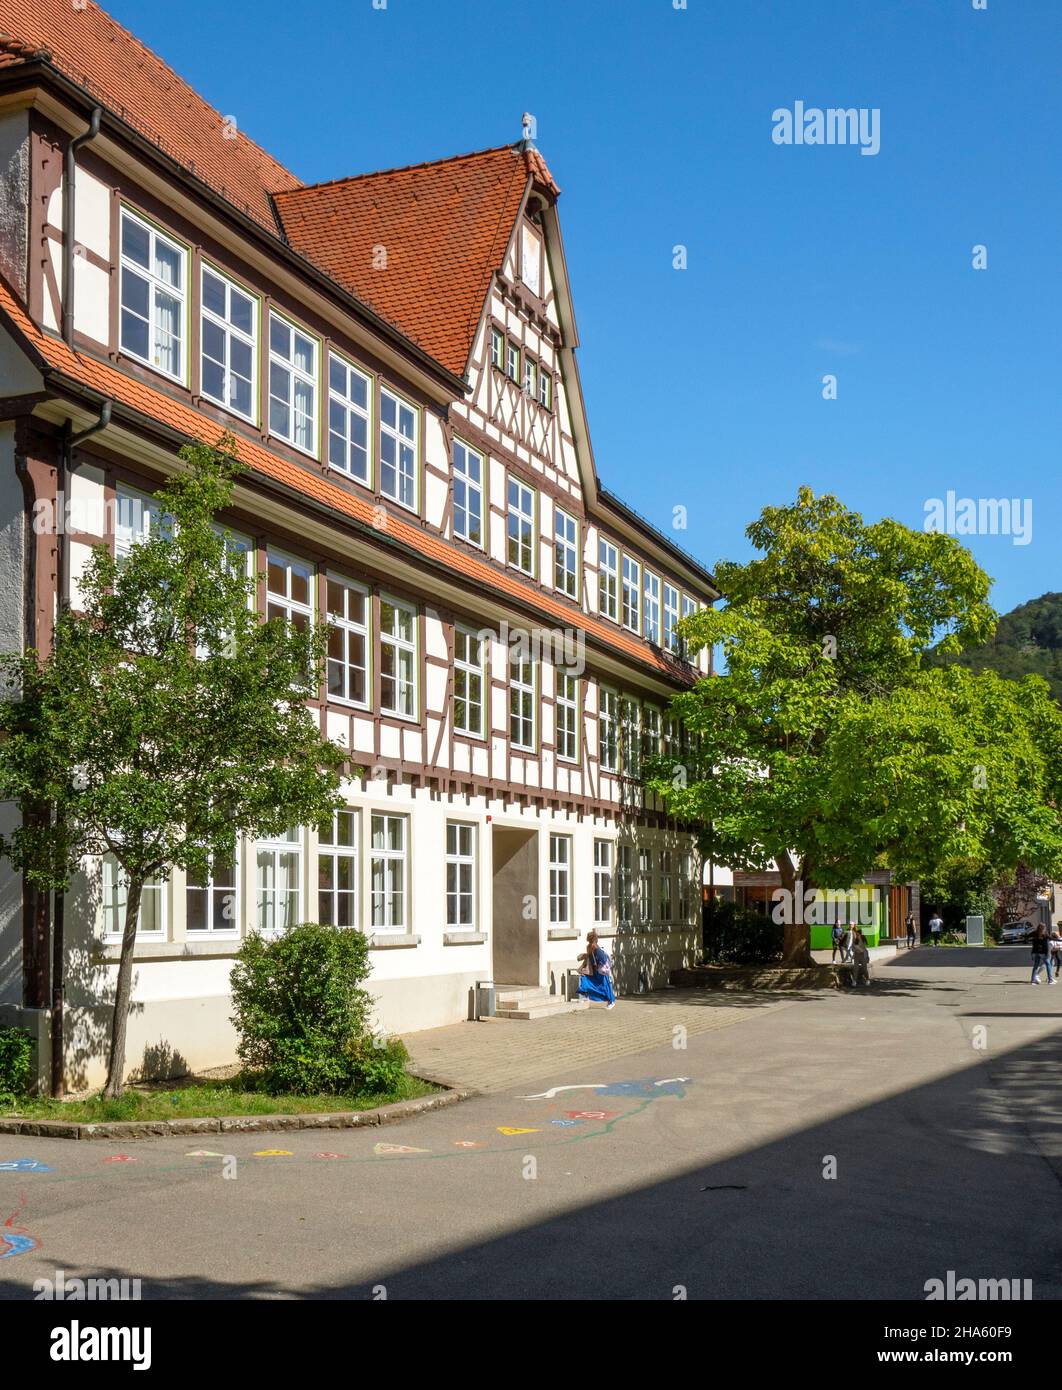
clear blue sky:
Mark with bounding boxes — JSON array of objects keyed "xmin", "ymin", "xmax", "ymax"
[{"xmin": 108, "ymin": 0, "xmax": 1061, "ymax": 617}]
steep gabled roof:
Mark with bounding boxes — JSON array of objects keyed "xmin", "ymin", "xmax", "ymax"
[
  {"xmin": 274, "ymin": 144, "xmax": 557, "ymax": 376},
  {"xmin": 0, "ymin": 0, "xmax": 302, "ymax": 230}
]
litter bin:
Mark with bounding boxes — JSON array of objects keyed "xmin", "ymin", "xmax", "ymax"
[{"xmin": 476, "ymin": 980, "xmax": 496, "ymax": 1019}]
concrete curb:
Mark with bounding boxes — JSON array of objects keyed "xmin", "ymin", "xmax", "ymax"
[{"xmin": 0, "ymin": 1086, "xmax": 470, "ymax": 1141}]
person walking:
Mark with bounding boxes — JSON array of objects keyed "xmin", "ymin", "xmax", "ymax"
[
  {"xmin": 1050, "ymin": 929, "xmax": 1062, "ymax": 980},
  {"xmin": 831, "ymin": 922, "xmax": 845, "ymax": 963},
  {"xmin": 841, "ymin": 923, "xmax": 855, "ymax": 963},
  {"xmin": 905, "ymin": 912, "xmax": 917, "ymax": 950},
  {"xmin": 1030, "ymin": 923, "xmax": 1055, "ymax": 986},
  {"xmin": 928, "ymin": 910, "xmax": 944, "ymax": 946},
  {"xmin": 577, "ymin": 930, "xmax": 617, "ymax": 1009},
  {"xmin": 852, "ymin": 929, "xmax": 872, "ymax": 988}
]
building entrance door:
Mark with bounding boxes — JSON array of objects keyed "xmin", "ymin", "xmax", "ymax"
[{"xmin": 491, "ymin": 825, "xmax": 539, "ymax": 985}]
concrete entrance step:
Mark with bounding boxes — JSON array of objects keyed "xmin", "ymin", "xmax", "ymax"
[{"xmin": 495, "ymin": 984, "xmax": 589, "ymax": 1020}]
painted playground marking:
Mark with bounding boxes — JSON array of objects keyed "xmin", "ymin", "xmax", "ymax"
[
  {"xmin": 518, "ymin": 1077, "xmax": 691, "ymax": 1100},
  {"xmin": 0, "ymin": 1194, "xmax": 38, "ymax": 1260},
  {"xmin": 0, "ymin": 1159, "xmax": 52, "ymax": 1173}
]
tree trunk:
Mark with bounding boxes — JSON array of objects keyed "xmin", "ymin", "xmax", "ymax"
[
  {"xmin": 776, "ymin": 851, "xmax": 814, "ymax": 967},
  {"xmin": 103, "ymin": 876, "xmax": 142, "ymax": 1099}
]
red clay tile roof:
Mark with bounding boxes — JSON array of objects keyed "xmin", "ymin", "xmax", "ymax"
[
  {"xmin": 274, "ymin": 145, "xmax": 555, "ymax": 376},
  {"xmin": 0, "ymin": 279, "xmax": 688, "ymax": 684},
  {"xmin": 0, "ymin": 0, "xmax": 302, "ymax": 230}
]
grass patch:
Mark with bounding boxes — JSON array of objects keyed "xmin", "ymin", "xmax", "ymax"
[{"xmin": 0, "ymin": 1070, "xmax": 439, "ymax": 1124}]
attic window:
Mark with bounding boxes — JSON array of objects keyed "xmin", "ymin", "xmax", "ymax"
[{"xmin": 521, "ymin": 224, "xmax": 542, "ymax": 297}]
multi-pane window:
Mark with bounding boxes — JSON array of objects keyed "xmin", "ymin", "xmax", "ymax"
[
  {"xmin": 598, "ymin": 686, "xmax": 619, "ymax": 772},
  {"xmin": 659, "ymin": 850, "xmax": 674, "ymax": 924},
  {"xmin": 256, "ymin": 827, "xmax": 301, "ymax": 934},
  {"xmin": 370, "ymin": 814, "xmax": 406, "ymax": 929},
  {"xmin": 318, "ymin": 809, "xmax": 358, "ymax": 928},
  {"xmin": 593, "ymin": 840, "xmax": 613, "ymax": 925},
  {"xmin": 638, "ymin": 848, "xmax": 654, "ymax": 924},
  {"xmin": 266, "ymin": 550, "xmax": 313, "ymax": 635},
  {"xmin": 549, "ymin": 833, "xmax": 572, "ymax": 928},
  {"xmin": 523, "ymin": 356, "xmax": 538, "ymax": 398},
  {"xmin": 328, "ymin": 354, "xmax": 371, "ymax": 482},
  {"xmin": 642, "ymin": 705, "xmax": 661, "ymax": 763},
  {"xmin": 599, "ymin": 540, "xmax": 619, "ymax": 622},
  {"xmin": 622, "ymin": 556, "xmax": 641, "ymax": 632},
  {"xmin": 101, "ymin": 855, "xmax": 164, "ymax": 937},
  {"xmin": 491, "ymin": 328, "xmax": 505, "ymax": 370},
  {"xmin": 186, "ymin": 839, "xmax": 238, "ymax": 933},
  {"xmin": 664, "ymin": 583, "xmax": 681, "ymax": 653},
  {"xmin": 446, "ymin": 822, "xmax": 477, "ymax": 929},
  {"xmin": 681, "ymin": 595, "xmax": 697, "ymax": 658},
  {"xmin": 538, "ymin": 370, "xmax": 552, "ymax": 411},
  {"xmin": 269, "ymin": 313, "xmax": 317, "ymax": 454},
  {"xmin": 119, "ymin": 209, "xmax": 185, "ymax": 381},
  {"xmin": 453, "ymin": 441, "xmax": 484, "ymax": 546},
  {"xmin": 454, "ymin": 627, "xmax": 486, "ymax": 737},
  {"xmin": 554, "ymin": 508, "xmax": 578, "ymax": 598},
  {"xmin": 200, "ymin": 266, "xmax": 255, "ymax": 419},
  {"xmin": 380, "ymin": 388, "xmax": 417, "ymax": 510},
  {"xmin": 510, "ymin": 656, "xmax": 535, "ymax": 750},
  {"xmin": 326, "ymin": 574, "xmax": 369, "ymax": 706},
  {"xmin": 617, "ymin": 845, "xmax": 634, "ymax": 926},
  {"xmin": 380, "ymin": 598, "xmax": 417, "ymax": 718},
  {"xmin": 621, "ymin": 697, "xmax": 642, "ymax": 778},
  {"xmin": 114, "ymin": 486, "xmax": 163, "ymax": 561},
  {"xmin": 507, "ymin": 479, "xmax": 535, "ymax": 574},
  {"xmin": 506, "ymin": 340, "xmax": 520, "ymax": 382},
  {"xmin": 643, "ymin": 571, "xmax": 661, "ymax": 643},
  {"xmin": 556, "ymin": 670, "xmax": 578, "ymax": 762}
]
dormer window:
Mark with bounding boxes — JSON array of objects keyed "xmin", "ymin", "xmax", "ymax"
[{"xmin": 521, "ymin": 224, "xmax": 542, "ymax": 297}]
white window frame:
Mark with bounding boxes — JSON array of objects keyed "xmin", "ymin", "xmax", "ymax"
[
  {"xmin": 639, "ymin": 847, "xmax": 654, "ymax": 925},
  {"xmin": 523, "ymin": 355, "xmax": 538, "ymax": 398},
  {"xmin": 266, "ymin": 548, "xmax": 314, "ymax": 635},
  {"xmin": 101, "ymin": 854, "xmax": 166, "ymax": 940},
  {"xmin": 593, "ymin": 839, "xmax": 613, "ymax": 926},
  {"xmin": 445, "ymin": 821, "xmax": 478, "ymax": 930},
  {"xmin": 491, "ymin": 327, "xmax": 505, "ymax": 371},
  {"xmin": 119, "ymin": 207, "xmax": 187, "ymax": 383},
  {"xmin": 660, "ymin": 850, "xmax": 675, "ymax": 925},
  {"xmin": 642, "ymin": 704, "xmax": 661, "ymax": 762},
  {"xmin": 506, "ymin": 340, "xmax": 520, "ymax": 382},
  {"xmin": 453, "ymin": 440, "xmax": 485, "ymax": 547},
  {"xmin": 380, "ymin": 386, "xmax": 419, "ymax": 512},
  {"xmin": 664, "ymin": 583, "xmax": 681, "ymax": 653},
  {"xmin": 268, "ymin": 311, "xmax": 318, "ymax": 457},
  {"xmin": 327, "ymin": 352, "xmax": 372, "ymax": 484},
  {"xmin": 621, "ymin": 697, "xmax": 642, "ymax": 778},
  {"xmin": 318, "ymin": 808, "xmax": 359, "ymax": 929},
  {"xmin": 256, "ymin": 827, "xmax": 302, "ymax": 936},
  {"xmin": 598, "ymin": 685, "xmax": 619, "ymax": 772},
  {"xmin": 549, "ymin": 833, "xmax": 572, "ymax": 929},
  {"xmin": 599, "ymin": 539, "xmax": 619, "ymax": 622},
  {"xmin": 554, "ymin": 508, "xmax": 578, "ymax": 599},
  {"xmin": 681, "ymin": 594, "xmax": 697, "ymax": 659},
  {"xmin": 114, "ymin": 485, "xmax": 163, "ymax": 562},
  {"xmin": 622, "ymin": 555, "xmax": 642, "ymax": 633},
  {"xmin": 370, "ymin": 813, "xmax": 408, "ymax": 931},
  {"xmin": 538, "ymin": 369, "xmax": 552, "ymax": 410},
  {"xmin": 325, "ymin": 573, "xmax": 370, "ymax": 708},
  {"xmin": 617, "ymin": 844, "xmax": 634, "ymax": 926},
  {"xmin": 186, "ymin": 840, "xmax": 239, "ymax": 935},
  {"xmin": 556, "ymin": 669, "xmax": 579, "ymax": 762},
  {"xmin": 644, "ymin": 570, "xmax": 661, "ymax": 643},
  {"xmin": 379, "ymin": 595, "xmax": 418, "ymax": 719},
  {"xmin": 454, "ymin": 626, "xmax": 486, "ymax": 738},
  {"xmin": 200, "ymin": 264, "xmax": 257, "ymax": 422},
  {"xmin": 510, "ymin": 656, "xmax": 536, "ymax": 751},
  {"xmin": 506, "ymin": 477, "xmax": 535, "ymax": 576}
]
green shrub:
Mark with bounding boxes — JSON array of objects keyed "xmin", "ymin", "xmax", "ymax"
[
  {"xmin": 0, "ymin": 1025, "xmax": 34, "ymax": 1098},
  {"xmin": 702, "ymin": 898, "xmax": 784, "ymax": 965},
  {"xmin": 230, "ymin": 923, "xmax": 378, "ymax": 1094},
  {"xmin": 345, "ymin": 1035, "xmax": 410, "ymax": 1094}
]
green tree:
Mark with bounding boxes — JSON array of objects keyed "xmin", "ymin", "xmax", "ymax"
[
  {"xmin": 647, "ymin": 488, "xmax": 1062, "ymax": 964},
  {"xmin": 0, "ymin": 437, "xmax": 345, "ymax": 1096}
]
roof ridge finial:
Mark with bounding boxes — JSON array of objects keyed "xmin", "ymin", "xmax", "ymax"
[{"xmin": 518, "ymin": 112, "xmax": 537, "ymax": 151}]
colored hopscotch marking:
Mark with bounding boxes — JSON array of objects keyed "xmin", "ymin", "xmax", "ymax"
[
  {"xmin": 550, "ymin": 1120, "xmax": 581, "ymax": 1128},
  {"xmin": 453, "ymin": 1141, "xmax": 483, "ymax": 1149},
  {"xmin": 253, "ymin": 1150, "xmax": 293, "ymax": 1157},
  {"xmin": 104, "ymin": 1155, "xmax": 136, "ymax": 1164},
  {"xmin": 518, "ymin": 1078, "xmax": 691, "ymax": 1100},
  {"xmin": 0, "ymin": 1194, "xmax": 38, "ymax": 1260},
  {"xmin": 185, "ymin": 1150, "xmax": 226, "ymax": 1158},
  {"xmin": 496, "ymin": 1127, "xmax": 539, "ymax": 1136},
  {"xmin": 374, "ymin": 1143, "xmax": 430, "ymax": 1156},
  {"xmin": 564, "ymin": 1111, "xmax": 615, "ymax": 1121},
  {"xmin": 313, "ymin": 1152, "xmax": 346, "ymax": 1160},
  {"xmin": 0, "ymin": 1159, "xmax": 51, "ymax": 1173}
]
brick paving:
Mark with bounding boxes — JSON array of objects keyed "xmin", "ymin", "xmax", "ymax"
[{"xmin": 403, "ymin": 987, "xmax": 799, "ymax": 1093}]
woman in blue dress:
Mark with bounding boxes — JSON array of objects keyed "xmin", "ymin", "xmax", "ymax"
[{"xmin": 577, "ymin": 930, "xmax": 616, "ymax": 1008}]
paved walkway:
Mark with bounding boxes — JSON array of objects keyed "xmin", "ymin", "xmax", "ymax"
[{"xmin": 404, "ymin": 987, "xmax": 799, "ymax": 1092}]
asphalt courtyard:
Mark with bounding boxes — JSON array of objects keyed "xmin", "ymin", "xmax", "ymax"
[{"xmin": 1, "ymin": 946, "xmax": 1059, "ymax": 1300}]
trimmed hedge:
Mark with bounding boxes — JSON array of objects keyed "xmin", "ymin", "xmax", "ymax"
[
  {"xmin": 0, "ymin": 1025, "xmax": 34, "ymax": 1098},
  {"xmin": 702, "ymin": 898, "xmax": 784, "ymax": 965}
]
